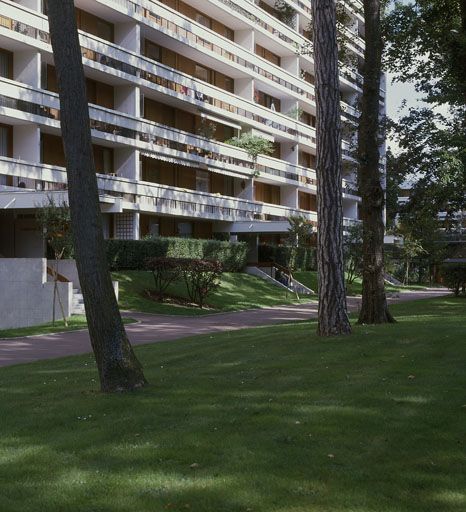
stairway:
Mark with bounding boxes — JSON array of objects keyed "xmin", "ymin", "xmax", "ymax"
[
  {"xmin": 245, "ymin": 265, "xmax": 314, "ymax": 295},
  {"xmin": 71, "ymin": 288, "xmax": 85, "ymax": 315}
]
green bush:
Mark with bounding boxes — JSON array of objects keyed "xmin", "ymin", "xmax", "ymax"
[
  {"xmin": 258, "ymin": 244, "xmax": 316, "ymax": 271},
  {"xmin": 105, "ymin": 237, "xmax": 247, "ymax": 272},
  {"xmin": 440, "ymin": 264, "xmax": 466, "ymax": 296}
]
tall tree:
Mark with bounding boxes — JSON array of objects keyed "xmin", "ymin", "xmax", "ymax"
[
  {"xmin": 384, "ymin": 0, "xmax": 466, "ymax": 258},
  {"xmin": 312, "ymin": 0, "xmax": 352, "ymax": 336},
  {"xmin": 357, "ymin": 0, "xmax": 395, "ymax": 324},
  {"xmin": 47, "ymin": 0, "xmax": 147, "ymax": 392}
]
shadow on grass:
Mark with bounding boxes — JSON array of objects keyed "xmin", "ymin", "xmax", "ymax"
[{"xmin": 0, "ymin": 298, "xmax": 465, "ymax": 511}]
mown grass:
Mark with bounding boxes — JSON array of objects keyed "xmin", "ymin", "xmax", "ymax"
[
  {"xmin": 0, "ymin": 297, "xmax": 465, "ymax": 511},
  {"xmin": 0, "ymin": 317, "xmax": 135, "ymax": 339},
  {"xmin": 113, "ymin": 271, "xmax": 312, "ymax": 315},
  {"xmin": 294, "ymin": 270, "xmax": 431, "ymax": 295}
]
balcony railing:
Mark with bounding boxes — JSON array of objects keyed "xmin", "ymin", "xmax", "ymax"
[
  {"xmin": 0, "ymin": 0, "xmax": 360, "ymax": 136},
  {"xmin": 0, "ymin": 76, "xmax": 359, "ymax": 195},
  {"xmin": 0, "ymin": 156, "xmax": 333, "ymax": 223}
]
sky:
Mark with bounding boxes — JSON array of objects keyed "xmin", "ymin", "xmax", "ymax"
[{"xmin": 386, "ymin": 73, "xmax": 424, "ymax": 120}]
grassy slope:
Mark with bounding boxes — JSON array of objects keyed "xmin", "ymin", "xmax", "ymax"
[
  {"xmin": 0, "ymin": 297, "xmax": 465, "ymax": 511},
  {"xmin": 114, "ymin": 271, "xmax": 312, "ymax": 315},
  {"xmin": 294, "ymin": 270, "xmax": 429, "ymax": 295},
  {"xmin": 0, "ymin": 317, "xmax": 135, "ymax": 339}
]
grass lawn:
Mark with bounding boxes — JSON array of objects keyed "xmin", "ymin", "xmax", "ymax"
[
  {"xmin": 0, "ymin": 317, "xmax": 135, "ymax": 339},
  {"xmin": 0, "ymin": 297, "xmax": 465, "ymax": 511},
  {"xmin": 113, "ymin": 270, "xmax": 312, "ymax": 315},
  {"xmin": 294, "ymin": 270, "xmax": 431, "ymax": 296}
]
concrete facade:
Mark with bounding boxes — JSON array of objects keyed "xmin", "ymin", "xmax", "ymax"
[
  {"xmin": 0, "ymin": 258, "xmax": 72, "ymax": 330},
  {"xmin": 0, "ymin": 0, "xmax": 374, "ymax": 256}
]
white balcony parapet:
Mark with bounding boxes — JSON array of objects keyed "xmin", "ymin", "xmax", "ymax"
[
  {"xmin": 0, "ymin": 77, "xmax": 358, "ymax": 189},
  {"xmin": 99, "ymin": 0, "xmax": 363, "ymax": 93},
  {"xmin": 0, "ymin": 157, "xmax": 339, "ymax": 224},
  {"xmin": 0, "ymin": 1, "xmax": 358, "ymax": 139}
]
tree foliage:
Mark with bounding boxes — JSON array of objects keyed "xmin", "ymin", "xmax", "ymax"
[
  {"xmin": 343, "ymin": 223, "xmax": 363, "ymax": 285},
  {"xmin": 384, "ymin": 0, "xmax": 466, "ymax": 108}
]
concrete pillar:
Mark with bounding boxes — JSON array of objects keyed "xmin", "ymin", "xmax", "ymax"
[
  {"xmin": 281, "ymin": 185, "xmax": 298, "ymax": 208},
  {"xmin": 13, "ymin": 125, "xmax": 40, "ymax": 163},
  {"xmin": 115, "ymin": 85, "xmax": 140, "ymax": 117},
  {"xmin": 281, "ymin": 98, "xmax": 299, "ymax": 119},
  {"xmin": 236, "ymin": 178, "xmax": 254, "ymax": 201},
  {"xmin": 234, "ymin": 78, "xmax": 254, "ymax": 102},
  {"xmin": 343, "ymin": 199, "xmax": 358, "ymax": 220},
  {"xmin": 115, "ymin": 147, "xmax": 139, "ymax": 181},
  {"xmin": 281, "ymin": 141, "xmax": 299, "ymax": 165},
  {"xmin": 14, "ymin": 50, "xmax": 41, "ymax": 88},
  {"xmin": 281, "ymin": 55, "xmax": 299, "ymax": 76},
  {"xmin": 235, "ymin": 29, "xmax": 254, "ymax": 51},
  {"xmin": 114, "ymin": 22, "xmax": 140, "ymax": 53}
]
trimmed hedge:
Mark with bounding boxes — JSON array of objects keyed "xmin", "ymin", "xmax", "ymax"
[
  {"xmin": 258, "ymin": 244, "xmax": 317, "ymax": 271},
  {"xmin": 105, "ymin": 237, "xmax": 247, "ymax": 272}
]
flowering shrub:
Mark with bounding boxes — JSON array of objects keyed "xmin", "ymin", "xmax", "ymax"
[
  {"xmin": 144, "ymin": 257, "xmax": 223, "ymax": 308},
  {"xmin": 181, "ymin": 259, "xmax": 223, "ymax": 308},
  {"xmin": 145, "ymin": 257, "xmax": 183, "ymax": 295}
]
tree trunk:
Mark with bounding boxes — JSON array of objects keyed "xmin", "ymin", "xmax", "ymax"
[
  {"xmin": 311, "ymin": 0, "xmax": 352, "ymax": 336},
  {"xmin": 47, "ymin": 0, "xmax": 147, "ymax": 392},
  {"xmin": 357, "ymin": 0, "xmax": 395, "ymax": 324}
]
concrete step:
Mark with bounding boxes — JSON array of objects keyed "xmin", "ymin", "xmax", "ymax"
[{"xmin": 71, "ymin": 289, "xmax": 85, "ymax": 315}]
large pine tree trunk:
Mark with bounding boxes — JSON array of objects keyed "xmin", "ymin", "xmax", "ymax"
[
  {"xmin": 357, "ymin": 0, "xmax": 395, "ymax": 324},
  {"xmin": 47, "ymin": 0, "xmax": 147, "ymax": 391},
  {"xmin": 312, "ymin": 0, "xmax": 352, "ymax": 336}
]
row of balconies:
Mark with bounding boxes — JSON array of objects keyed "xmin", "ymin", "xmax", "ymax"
[
  {"xmin": 1, "ymin": 0, "xmax": 361, "ymax": 130},
  {"xmin": 0, "ymin": 156, "xmax": 360, "ymax": 225},
  {"xmin": 0, "ymin": 69, "xmax": 356, "ymax": 180},
  {"xmin": 0, "ymin": 75, "xmax": 358, "ymax": 188}
]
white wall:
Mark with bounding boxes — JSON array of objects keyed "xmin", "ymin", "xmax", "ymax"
[
  {"xmin": 13, "ymin": 50, "xmax": 40, "ymax": 88},
  {"xmin": 0, "ymin": 258, "xmax": 72, "ymax": 330}
]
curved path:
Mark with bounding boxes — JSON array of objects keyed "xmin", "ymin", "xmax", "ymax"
[{"xmin": 0, "ymin": 288, "xmax": 449, "ymax": 368}]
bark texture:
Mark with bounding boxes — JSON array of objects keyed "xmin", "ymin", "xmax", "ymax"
[
  {"xmin": 311, "ymin": 0, "xmax": 352, "ymax": 336},
  {"xmin": 47, "ymin": 0, "xmax": 147, "ymax": 391},
  {"xmin": 357, "ymin": 0, "xmax": 395, "ymax": 325}
]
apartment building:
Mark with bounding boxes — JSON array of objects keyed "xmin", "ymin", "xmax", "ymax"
[{"xmin": 0, "ymin": 0, "xmax": 373, "ymax": 258}]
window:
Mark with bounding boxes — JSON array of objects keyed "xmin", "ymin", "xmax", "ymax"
[
  {"xmin": 0, "ymin": 125, "xmax": 12, "ymax": 157},
  {"xmin": 224, "ymin": 27, "xmax": 234, "ymax": 41},
  {"xmin": 0, "ymin": 49, "xmax": 12, "ymax": 79},
  {"xmin": 178, "ymin": 222, "xmax": 193, "ymax": 238},
  {"xmin": 145, "ymin": 40, "xmax": 162, "ymax": 62},
  {"xmin": 195, "ymin": 12, "xmax": 211, "ymax": 28},
  {"xmin": 196, "ymin": 170, "xmax": 210, "ymax": 193},
  {"xmin": 194, "ymin": 65, "xmax": 210, "ymax": 83},
  {"xmin": 224, "ymin": 77, "xmax": 234, "ymax": 93}
]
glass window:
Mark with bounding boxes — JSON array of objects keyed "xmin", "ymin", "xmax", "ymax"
[
  {"xmin": 178, "ymin": 222, "xmax": 193, "ymax": 238},
  {"xmin": 194, "ymin": 65, "xmax": 210, "ymax": 83},
  {"xmin": 0, "ymin": 125, "xmax": 11, "ymax": 157},
  {"xmin": 195, "ymin": 12, "xmax": 211, "ymax": 28},
  {"xmin": 145, "ymin": 41, "xmax": 161, "ymax": 62},
  {"xmin": 0, "ymin": 49, "xmax": 12, "ymax": 79},
  {"xmin": 196, "ymin": 170, "xmax": 210, "ymax": 193}
]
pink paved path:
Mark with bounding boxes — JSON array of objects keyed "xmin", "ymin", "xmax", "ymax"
[{"xmin": 0, "ymin": 288, "xmax": 449, "ymax": 368}]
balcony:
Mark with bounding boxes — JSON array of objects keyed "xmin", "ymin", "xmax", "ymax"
[
  {"xmin": 0, "ymin": 74, "xmax": 360, "ymax": 203},
  {"xmin": 0, "ymin": 156, "xmax": 331, "ymax": 225},
  {"xmin": 0, "ymin": 0, "xmax": 360, "ymax": 136}
]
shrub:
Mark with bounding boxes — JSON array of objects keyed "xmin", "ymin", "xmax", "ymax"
[
  {"xmin": 145, "ymin": 257, "xmax": 183, "ymax": 295},
  {"xmin": 181, "ymin": 259, "xmax": 223, "ymax": 308},
  {"xmin": 105, "ymin": 237, "xmax": 247, "ymax": 272},
  {"xmin": 258, "ymin": 244, "xmax": 316, "ymax": 271},
  {"xmin": 440, "ymin": 264, "xmax": 466, "ymax": 296}
]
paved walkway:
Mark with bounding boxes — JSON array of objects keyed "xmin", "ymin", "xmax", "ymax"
[{"xmin": 0, "ymin": 288, "xmax": 449, "ymax": 368}]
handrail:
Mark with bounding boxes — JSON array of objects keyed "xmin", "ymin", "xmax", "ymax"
[{"xmin": 47, "ymin": 266, "xmax": 70, "ymax": 283}]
